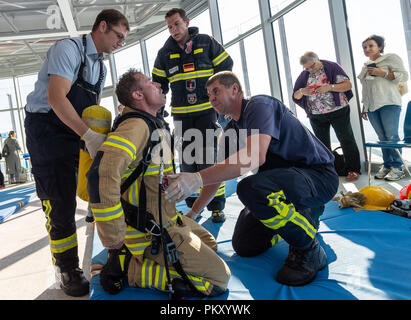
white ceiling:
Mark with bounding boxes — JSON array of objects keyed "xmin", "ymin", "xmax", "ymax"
[{"xmin": 0, "ymin": 0, "xmax": 208, "ymax": 79}]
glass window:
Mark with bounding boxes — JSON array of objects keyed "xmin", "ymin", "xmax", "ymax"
[
  {"xmin": 346, "ymin": 0, "xmax": 411, "ymax": 142},
  {"xmin": 218, "ymin": 0, "xmax": 261, "ymax": 44},
  {"xmin": 0, "ymin": 111, "xmax": 16, "ymax": 139},
  {"xmin": 270, "ymin": 0, "xmax": 298, "ymax": 15},
  {"xmin": 281, "ymin": 0, "xmax": 335, "ymax": 127},
  {"xmin": 190, "ymin": 9, "xmax": 212, "ymax": 36},
  {"xmin": 272, "ymin": 19, "xmax": 292, "ymax": 109},
  {"xmin": 243, "ymin": 30, "xmax": 271, "ymax": 96},
  {"xmin": 114, "ymin": 43, "xmax": 144, "ymax": 78},
  {"xmin": 100, "ymin": 96, "xmax": 116, "ymax": 119},
  {"xmin": 18, "ymin": 74, "xmax": 37, "ymax": 107},
  {"xmin": 0, "ymin": 78, "xmax": 16, "ymax": 111},
  {"xmin": 146, "ymin": 29, "xmax": 170, "ymax": 73},
  {"xmin": 104, "ymin": 60, "xmax": 113, "ymax": 88},
  {"xmin": 226, "ymin": 42, "xmax": 247, "ymax": 93}
]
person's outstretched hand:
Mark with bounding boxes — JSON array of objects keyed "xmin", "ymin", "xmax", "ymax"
[{"xmin": 165, "ymin": 172, "xmax": 203, "ymax": 203}]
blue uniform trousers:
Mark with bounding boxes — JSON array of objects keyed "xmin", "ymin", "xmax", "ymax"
[{"xmin": 233, "ymin": 163, "xmax": 338, "ymax": 256}]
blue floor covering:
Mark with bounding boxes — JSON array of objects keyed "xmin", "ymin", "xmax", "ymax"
[
  {"xmin": 90, "ymin": 179, "xmax": 411, "ymax": 300},
  {"xmin": 0, "ymin": 185, "xmax": 37, "ymax": 224}
]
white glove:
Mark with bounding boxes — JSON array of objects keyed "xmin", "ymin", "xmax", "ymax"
[
  {"xmin": 165, "ymin": 172, "xmax": 203, "ymax": 203},
  {"xmin": 82, "ymin": 128, "xmax": 107, "ymax": 159},
  {"xmin": 186, "ymin": 209, "xmax": 202, "ymax": 221}
]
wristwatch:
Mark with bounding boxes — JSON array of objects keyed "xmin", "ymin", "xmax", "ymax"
[{"xmin": 331, "ymin": 84, "xmax": 335, "ymax": 90}]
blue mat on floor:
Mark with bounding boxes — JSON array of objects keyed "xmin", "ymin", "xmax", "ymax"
[
  {"xmin": 90, "ymin": 181, "xmax": 411, "ymax": 300},
  {"xmin": 0, "ymin": 185, "xmax": 37, "ymax": 223}
]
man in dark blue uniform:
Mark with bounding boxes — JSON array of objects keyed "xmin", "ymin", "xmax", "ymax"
[
  {"xmin": 165, "ymin": 71, "xmax": 339, "ymax": 286},
  {"xmin": 24, "ymin": 9, "xmax": 129, "ymax": 296},
  {"xmin": 152, "ymin": 8, "xmax": 233, "ymax": 223}
]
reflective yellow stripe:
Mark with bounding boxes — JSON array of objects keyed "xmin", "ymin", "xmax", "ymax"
[
  {"xmin": 212, "ymin": 51, "xmax": 229, "ymax": 67},
  {"xmin": 125, "ymin": 226, "xmax": 148, "ymax": 239},
  {"xmin": 43, "ymin": 200, "xmax": 52, "ymax": 234},
  {"xmin": 170, "ymin": 53, "xmax": 180, "ymax": 59},
  {"xmin": 194, "ymin": 48, "xmax": 203, "ymax": 54},
  {"xmin": 82, "ymin": 116, "xmax": 111, "ymax": 130},
  {"xmin": 271, "ymin": 234, "xmax": 282, "ymax": 246},
  {"xmin": 127, "ymin": 241, "xmax": 152, "ymax": 255},
  {"xmin": 144, "ymin": 163, "xmax": 174, "ymax": 176},
  {"xmin": 214, "ymin": 183, "xmax": 226, "ymax": 197},
  {"xmin": 148, "ymin": 259, "xmax": 155, "ymax": 287},
  {"xmin": 103, "ymin": 135, "xmax": 136, "ymax": 160},
  {"xmin": 262, "ymin": 191, "xmax": 316, "ymax": 239},
  {"xmin": 141, "ymin": 258, "xmax": 148, "ymax": 288},
  {"xmin": 171, "ymin": 101, "xmax": 213, "ymax": 114},
  {"xmin": 50, "ymin": 233, "xmax": 78, "ymax": 253},
  {"xmin": 128, "ymin": 179, "xmax": 139, "ymax": 206},
  {"xmin": 152, "ymin": 67, "xmax": 166, "ymax": 77},
  {"xmin": 121, "ymin": 168, "xmax": 133, "ymax": 179},
  {"xmin": 92, "ymin": 202, "xmax": 123, "ymax": 222},
  {"xmin": 168, "ymin": 69, "xmax": 214, "ymax": 83},
  {"xmin": 292, "ymin": 214, "xmax": 316, "ymax": 239},
  {"xmin": 154, "ymin": 264, "xmax": 161, "ymax": 290},
  {"xmin": 191, "ymin": 183, "xmax": 225, "ymax": 198}
]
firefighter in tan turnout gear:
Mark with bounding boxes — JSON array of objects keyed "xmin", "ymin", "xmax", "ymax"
[{"xmin": 87, "ymin": 69, "xmax": 230, "ymax": 298}]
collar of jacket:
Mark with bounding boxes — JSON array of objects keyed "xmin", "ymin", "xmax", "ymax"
[{"xmin": 164, "ymin": 26, "xmax": 200, "ymax": 49}]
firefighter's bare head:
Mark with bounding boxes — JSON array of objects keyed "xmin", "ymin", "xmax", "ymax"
[
  {"xmin": 206, "ymin": 71, "xmax": 244, "ymax": 121},
  {"xmin": 116, "ymin": 69, "xmax": 166, "ymax": 116},
  {"xmin": 165, "ymin": 8, "xmax": 190, "ymax": 46}
]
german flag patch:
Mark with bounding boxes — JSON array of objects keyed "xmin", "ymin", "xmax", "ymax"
[{"xmin": 183, "ymin": 62, "xmax": 195, "ymax": 72}]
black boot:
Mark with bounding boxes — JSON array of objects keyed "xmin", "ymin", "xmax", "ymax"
[
  {"xmin": 276, "ymin": 238, "xmax": 327, "ymax": 286},
  {"xmin": 212, "ymin": 210, "xmax": 226, "ymax": 223},
  {"xmin": 171, "ymin": 278, "xmax": 204, "ymax": 300},
  {"xmin": 59, "ymin": 268, "xmax": 89, "ymax": 297},
  {"xmin": 100, "ymin": 245, "xmax": 131, "ymax": 295}
]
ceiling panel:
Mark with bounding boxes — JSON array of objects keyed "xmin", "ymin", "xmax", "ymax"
[{"xmin": 0, "ymin": 0, "xmax": 207, "ymax": 79}]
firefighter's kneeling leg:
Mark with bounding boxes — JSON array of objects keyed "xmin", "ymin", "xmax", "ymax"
[
  {"xmin": 128, "ymin": 225, "xmax": 230, "ymax": 297},
  {"xmin": 232, "ymin": 207, "xmax": 281, "ymax": 257}
]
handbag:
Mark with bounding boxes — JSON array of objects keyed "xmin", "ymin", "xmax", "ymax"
[
  {"xmin": 332, "ymin": 146, "xmax": 347, "ymax": 176},
  {"xmin": 1, "ymin": 144, "xmax": 8, "ymax": 158},
  {"xmin": 398, "ymin": 82, "xmax": 408, "ymax": 96}
]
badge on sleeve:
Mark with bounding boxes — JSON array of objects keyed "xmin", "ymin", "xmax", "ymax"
[
  {"xmin": 169, "ymin": 65, "xmax": 179, "ymax": 74},
  {"xmin": 186, "ymin": 79, "xmax": 196, "ymax": 92},
  {"xmin": 187, "ymin": 93, "xmax": 197, "ymax": 104}
]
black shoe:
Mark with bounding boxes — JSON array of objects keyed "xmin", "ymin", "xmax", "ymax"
[
  {"xmin": 212, "ymin": 210, "xmax": 226, "ymax": 223},
  {"xmin": 171, "ymin": 278, "xmax": 203, "ymax": 300},
  {"xmin": 276, "ymin": 238, "xmax": 327, "ymax": 286},
  {"xmin": 59, "ymin": 268, "xmax": 89, "ymax": 297}
]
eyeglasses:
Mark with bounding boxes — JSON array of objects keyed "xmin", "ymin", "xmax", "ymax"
[{"xmin": 108, "ymin": 25, "xmax": 126, "ymax": 46}]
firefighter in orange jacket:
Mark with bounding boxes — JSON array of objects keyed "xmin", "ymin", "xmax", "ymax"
[
  {"xmin": 152, "ymin": 8, "xmax": 233, "ymax": 223},
  {"xmin": 87, "ymin": 69, "xmax": 230, "ymax": 297}
]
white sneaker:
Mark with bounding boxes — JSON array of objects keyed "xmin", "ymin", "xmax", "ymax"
[
  {"xmin": 375, "ymin": 166, "xmax": 391, "ymax": 179},
  {"xmin": 384, "ymin": 167, "xmax": 406, "ymax": 181}
]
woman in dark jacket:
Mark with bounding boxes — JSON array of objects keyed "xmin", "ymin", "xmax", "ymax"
[{"xmin": 2, "ymin": 131, "xmax": 22, "ymax": 183}]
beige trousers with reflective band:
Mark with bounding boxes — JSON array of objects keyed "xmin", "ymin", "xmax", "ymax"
[{"xmin": 127, "ymin": 216, "xmax": 230, "ymax": 295}]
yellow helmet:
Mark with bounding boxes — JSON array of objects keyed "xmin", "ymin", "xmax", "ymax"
[{"xmin": 359, "ymin": 186, "xmax": 396, "ymax": 211}]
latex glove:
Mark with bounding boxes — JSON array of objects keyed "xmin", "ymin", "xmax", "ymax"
[
  {"xmin": 186, "ymin": 209, "xmax": 202, "ymax": 221},
  {"xmin": 82, "ymin": 128, "xmax": 107, "ymax": 159},
  {"xmin": 165, "ymin": 172, "xmax": 203, "ymax": 203}
]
